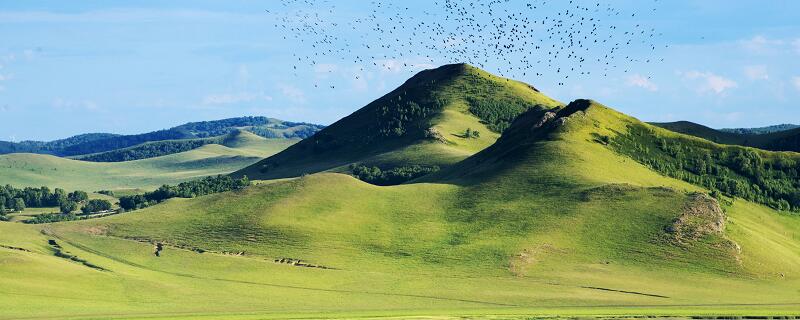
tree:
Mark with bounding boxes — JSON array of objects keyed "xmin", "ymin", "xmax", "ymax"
[
  {"xmin": 60, "ymin": 201, "xmax": 78, "ymax": 214},
  {"xmin": 51, "ymin": 188, "xmax": 67, "ymax": 206},
  {"xmin": 68, "ymin": 190, "xmax": 89, "ymax": 203},
  {"xmin": 464, "ymin": 128, "xmax": 472, "ymax": 138},
  {"xmin": 470, "ymin": 129, "xmax": 480, "ymax": 138},
  {"xmin": 12, "ymin": 198, "xmax": 25, "ymax": 212},
  {"xmin": 0, "ymin": 201, "xmax": 6, "ymax": 215},
  {"xmin": 81, "ymin": 199, "xmax": 112, "ymax": 214}
]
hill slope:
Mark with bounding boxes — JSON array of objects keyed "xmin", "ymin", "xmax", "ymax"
[
  {"xmin": 0, "ymin": 116, "xmax": 324, "ymax": 158},
  {"xmin": 652, "ymin": 121, "xmax": 800, "ymax": 152},
  {"xmin": 3, "ymin": 99, "xmax": 797, "ymax": 318},
  {"xmin": 0, "ymin": 131, "xmax": 297, "ymax": 191},
  {"xmin": 233, "ymin": 63, "xmax": 562, "ymax": 182}
]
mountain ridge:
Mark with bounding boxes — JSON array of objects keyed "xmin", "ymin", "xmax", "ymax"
[
  {"xmin": 652, "ymin": 120, "xmax": 800, "ymax": 152},
  {"xmin": 0, "ymin": 116, "xmax": 324, "ymax": 158},
  {"xmin": 233, "ymin": 63, "xmax": 562, "ymax": 182}
]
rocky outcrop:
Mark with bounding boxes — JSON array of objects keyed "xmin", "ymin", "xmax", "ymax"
[{"xmin": 666, "ymin": 193, "xmax": 726, "ymax": 242}]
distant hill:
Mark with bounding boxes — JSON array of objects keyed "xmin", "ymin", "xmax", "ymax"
[
  {"xmin": 651, "ymin": 121, "xmax": 800, "ymax": 152},
  {"xmin": 0, "ymin": 133, "xmax": 119, "ymax": 155},
  {"xmin": 721, "ymin": 124, "xmax": 800, "ymax": 135},
  {"xmin": 233, "ymin": 63, "xmax": 561, "ymax": 182},
  {"xmin": 0, "ymin": 130, "xmax": 297, "ymax": 191},
  {"xmin": 0, "ymin": 116, "xmax": 324, "ymax": 159}
]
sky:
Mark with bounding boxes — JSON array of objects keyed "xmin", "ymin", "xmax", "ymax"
[{"xmin": 1, "ymin": 0, "xmax": 799, "ymax": 141}]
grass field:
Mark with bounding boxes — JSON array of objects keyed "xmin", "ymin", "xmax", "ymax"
[
  {"xmin": 0, "ymin": 131, "xmax": 297, "ymax": 192},
  {"xmin": 1, "ymin": 100, "xmax": 798, "ymax": 319}
]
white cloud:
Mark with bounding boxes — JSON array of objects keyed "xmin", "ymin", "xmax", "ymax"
[
  {"xmin": 0, "ymin": 9, "xmax": 262, "ymax": 24},
  {"xmin": 793, "ymin": 77, "xmax": 800, "ymax": 91},
  {"xmin": 0, "ymin": 74, "xmax": 8, "ymax": 81},
  {"xmin": 626, "ymin": 74, "xmax": 658, "ymax": 91},
  {"xmin": 236, "ymin": 65, "xmax": 250, "ymax": 84},
  {"xmin": 721, "ymin": 112, "xmax": 744, "ymax": 122},
  {"xmin": 743, "ymin": 65, "xmax": 769, "ymax": 81},
  {"xmin": 374, "ymin": 59, "xmax": 436, "ymax": 74},
  {"xmin": 279, "ymin": 84, "xmax": 306, "ymax": 103},
  {"xmin": 202, "ymin": 92, "xmax": 272, "ymax": 105},
  {"xmin": 740, "ymin": 35, "xmax": 784, "ymax": 54},
  {"xmin": 313, "ymin": 63, "xmax": 338, "ymax": 74},
  {"xmin": 681, "ymin": 71, "xmax": 738, "ymax": 95},
  {"xmin": 52, "ymin": 98, "xmax": 100, "ymax": 111},
  {"xmin": 22, "ymin": 49, "xmax": 35, "ymax": 60}
]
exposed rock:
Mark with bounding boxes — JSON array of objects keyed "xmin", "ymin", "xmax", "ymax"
[
  {"xmin": 273, "ymin": 257, "xmax": 335, "ymax": 270},
  {"xmin": 532, "ymin": 112, "xmax": 557, "ymax": 130},
  {"xmin": 667, "ymin": 193, "xmax": 726, "ymax": 243},
  {"xmin": 424, "ymin": 127, "xmax": 448, "ymax": 143}
]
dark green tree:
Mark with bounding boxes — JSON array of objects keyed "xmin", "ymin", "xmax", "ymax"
[
  {"xmin": 68, "ymin": 190, "xmax": 89, "ymax": 203},
  {"xmin": 12, "ymin": 198, "xmax": 25, "ymax": 212},
  {"xmin": 60, "ymin": 201, "xmax": 78, "ymax": 214},
  {"xmin": 81, "ymin": 199, "xmax": 112, "ymax": 214}
]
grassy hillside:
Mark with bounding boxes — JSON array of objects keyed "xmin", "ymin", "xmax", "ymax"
[
  {"xmin": 0, "ymin": 131, "xmax": 297, "ymax": 191},
  {"xmin": 233, "ymin": 63, "xmax": 562, "ymax": 182},
  {"xmin": 653, "ymin": 121, "xmax": 800, "ymax": 152},
  {"xmin": 1, "ymin": 98, "xmax": 797, "ymax": 318}
]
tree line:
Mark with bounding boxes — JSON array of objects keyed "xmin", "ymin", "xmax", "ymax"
[
  {"xmin": 0, "ymin": 185, "xmax": 116, "ymax": 220},
  {"xmin": 350, "ymin": 164, "xmax": 439, "ymax": 186},
  {"xmin": 119, "ymin": 175, "xmax": 250, "ymax": 211},
  {"xmin": 0, "ymin": 185, "xmax": 89, "ymax": 213},
  {"xmin": 611, "ymin": 124, "xmax": 800, "ymax": 212}
]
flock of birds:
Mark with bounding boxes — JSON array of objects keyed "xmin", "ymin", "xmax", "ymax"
[{"xmin": 267, "ymin": 0, "xmax": 666, "ymax": 88}]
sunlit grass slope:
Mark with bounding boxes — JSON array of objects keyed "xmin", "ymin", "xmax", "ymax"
[
  {"xmin": 234, "ymin": 63, "xmax": 562, "ymax": 180},
  {"xmin": 1, "ymin": 100, "xmax": 797, "ymax": 318},
  {"xmin": 0, "ymin": 131, "xmax": 296, "ymax": 191}
]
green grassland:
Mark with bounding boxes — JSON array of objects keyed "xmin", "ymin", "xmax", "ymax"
[
  {"xmin": 0, "ymin": 131, "xmax": 297, "ymax": 191},
  {"xmin": 1, "ymin": 95, "xmax": 798, "ymax": 319},
  {"xmin": 233, "ymin": 63, "xmax": 561, "ymax": 182}
]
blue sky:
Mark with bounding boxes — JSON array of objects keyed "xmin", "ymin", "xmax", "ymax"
[{"xmin": 1, "ymin": 0, "xmax": 799, "ymax": 141}]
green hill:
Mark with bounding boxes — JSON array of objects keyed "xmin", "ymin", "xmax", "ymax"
[
  {"xmin": 722, "ymin": 123, "xmax": 800, "ymax": 135},
  {"xmin": 2, "ymin": 93, "xmax": 797, "ymax": 318},
  {"xmin": 0, "ymin": 133, "xmax": 120, "ymax": 155},
  {"xmin": 652, "ymin": 121, "xmax": 800, "ymax": 152},
  {"xmin": 0, "ymin": 131, "xmax": 297, "ymax": 191},
  {"xmin": 233, "ymin": 63, "xmax": 562, "ymax": 183},
  {"xmin": 0, "ymin": 116, "xmax": 324, "ymax": 158}
]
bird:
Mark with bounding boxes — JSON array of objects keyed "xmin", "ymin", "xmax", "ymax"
[{"xmin": 267, "ymin": 0, "xmax": 666, "ymax": 88}]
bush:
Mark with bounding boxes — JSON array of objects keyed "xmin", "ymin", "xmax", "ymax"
[{"xmin": 96, "ymin": 190, "xmax": 115, "ymax": 197}]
